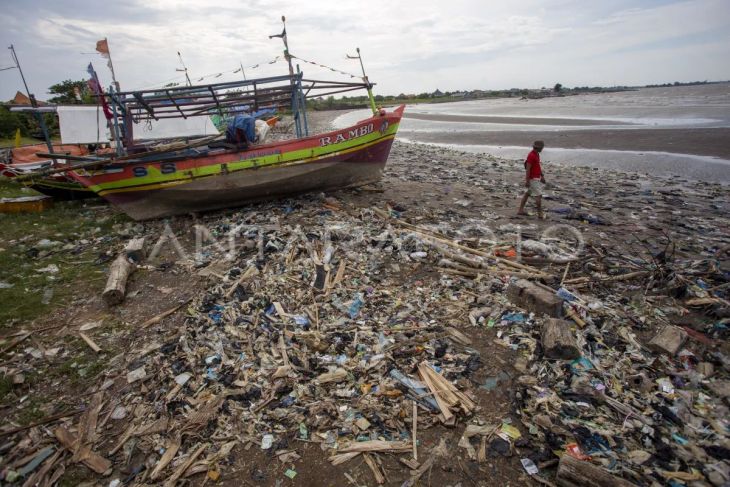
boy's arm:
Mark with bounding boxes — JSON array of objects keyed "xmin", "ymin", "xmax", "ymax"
[{"xmin": 525, "ymin": 162, "xmax": 532, "ymax": 187}]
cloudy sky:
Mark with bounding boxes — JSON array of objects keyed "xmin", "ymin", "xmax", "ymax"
[{"xmin": 1, "ymin": 0, "xmax": 729, "ymax": 101}]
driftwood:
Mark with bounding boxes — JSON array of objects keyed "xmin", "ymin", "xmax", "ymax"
[
  {"xmin": 371, "ymin": 207, "xmax": 551, "ymax": 278},
  {"xmin": 542, "ymin": 319, "xmax": 580, "ymax": 360},
  {"xmin": 102, "ymin": 254, "xmax": 134, "ymax": 306},
  {"xmin": 556, "ymin": 454, "xmax": 637, "ymax": 487}
]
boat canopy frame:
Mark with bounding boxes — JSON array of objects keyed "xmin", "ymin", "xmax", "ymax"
[{"xmin": 105, "ymin": 73, "xmax": 373, "ymax": 148}]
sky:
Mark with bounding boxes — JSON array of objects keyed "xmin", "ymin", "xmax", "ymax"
[{"xmin": 1, "ymin": 0, "xmax": 729, "ymax": 101}]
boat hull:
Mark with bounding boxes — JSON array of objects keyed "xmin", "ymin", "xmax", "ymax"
[{"xmin": 71, "ymin": 106, "xmax": 404, "ymax": 220}]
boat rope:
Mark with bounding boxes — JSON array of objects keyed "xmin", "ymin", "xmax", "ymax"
[
  {"xmin": 133, "ymin": 56, "xmax": 282, "ymax": 90},
  {"xmin": 288, "ymin": 54, "xmax": 362, "ymax": 80}
]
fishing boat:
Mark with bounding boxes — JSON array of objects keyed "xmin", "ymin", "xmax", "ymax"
[
  {"xmin": 0, "ymin": 143, "xmax": 97, "ymax": 199},
  {"xmin": 23, "ymin": 70, "xmax": 404, "ymax": 220},
  {"xmin": 16, "ymin": 20, "xmax": 405, "ymax": 219},
  {"xmin": 71, "ymin": 105, "xmax": 404, "ymax": 220}
]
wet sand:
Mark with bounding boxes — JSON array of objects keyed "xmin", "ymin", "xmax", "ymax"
[
  {"xmin": 401, "ymin": 127, "xmax": 730, "ymax": 159},
  {"xmin": 404, "ymin": 112, "xmax": 633, "ymax": 126}
]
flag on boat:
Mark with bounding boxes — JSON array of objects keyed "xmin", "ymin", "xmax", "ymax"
[
  {"xmin": 95, "ymin": 38, "xmax": 115, "ymax": 75},
  {"xmin": 86, "ymin": 63, "xmax": 113, "ymax": 120},
  {"xmin": 95, "ymin": 39, "xmax": 109, "ymax": 56}
]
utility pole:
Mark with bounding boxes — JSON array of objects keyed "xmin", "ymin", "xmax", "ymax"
[{"xmin": 8, "ymin": 44, "xmax": 54, "ymax": 153}]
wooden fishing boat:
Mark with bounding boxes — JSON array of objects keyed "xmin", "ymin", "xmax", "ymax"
[
  {"xmin": 17, "ymin": 30, "xmax": 403, "ymax": 219},
  {"xmin": 68, "ymin": 105, "xmax": 404, "ymax": 220},
  {"xmin": 0, "ymin": 144, "xmax": 96, "ymax": 199}
]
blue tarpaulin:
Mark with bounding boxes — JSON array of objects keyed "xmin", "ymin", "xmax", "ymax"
[{"xmin": 225, "ymin": 115, "xmax": 256, "ymax": 144}]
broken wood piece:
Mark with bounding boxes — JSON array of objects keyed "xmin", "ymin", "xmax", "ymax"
[
  {"xmin": 337, "ymin": 440, "xmax": 412, "ymax": 453},
  {"xmin": 54, "ymin": 427, "xmax": 111, "ymax": 474},
  {"xmin": 150, "ymin": 436, "xmax": 181, "ymax": 480},
  {"xmin": 417, "ymin": 362, "xmax": 475, "ymax": 418},
  {"xmin": 141, "ymin": 299, "xmax": 191, "ymax": 328},
  {"xmin": 363, "ymin": 453, "xmax": 386, "ymax": 485},
  {"xmin": 225, "ymin": 265, "xmax": 259, "ymax": 297},
  {"xmin": 556, "ymin": 454, "xmax": 637, "ymax": 487},
  {"xmin": 412, "ymin": 401, "xmax": 418, "ymax": 461},
  {"xmin": 564, "ymin": 307, "xmax": 586, "ymax": 328},
  {"xmin": 79, "ymin": 332, "xmax": 101, "ymax": 353},
  {"xmin": 316, "ymin": 368, "xmax": 348, "ymax": 384},
  {"xmin": 102, "ymin": 253, "xmax": 135, "ymax": 306},
  {"xmin": 329, "ymin": 451, "xmax": 361, "ymax": 465},
  {"xmin": 541, "ymin": 319, "xmax": 580, "ymax": 360},
  {"xmin": 162, "ymin": 442, "xmax": 208, "ymax": 487}
]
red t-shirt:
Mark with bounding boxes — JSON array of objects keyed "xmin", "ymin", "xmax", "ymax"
[{"xmin": 525, "ymin": 150, "xmax": 542, "ymax": 179}]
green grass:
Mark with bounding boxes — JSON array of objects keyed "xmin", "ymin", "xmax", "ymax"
[
  {"xmin": 0, "ymin": 189, "xmax": 129, "ymax": 327},
  {"xmin": 0, "ymin": 178, "xmax": 41, "ymax": 198}
]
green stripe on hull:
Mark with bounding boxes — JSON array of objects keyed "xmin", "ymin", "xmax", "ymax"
[{"xmin": 85, "ymin": 121, "xmax": 400, "ymax": 195}]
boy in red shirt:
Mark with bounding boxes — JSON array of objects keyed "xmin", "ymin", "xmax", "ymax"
[{"xmin": 517, "ymin": 140, "xmax": 546, "ymax": 218}]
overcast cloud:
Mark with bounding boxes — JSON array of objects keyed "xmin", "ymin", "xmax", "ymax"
[{"xmin": 1, "ymin": 0, "xmax": 729, "ymax": 100}]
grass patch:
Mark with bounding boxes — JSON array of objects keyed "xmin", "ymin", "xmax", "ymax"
[
  {"xmin": 15, "ymin": 396, "xmax": 46, "ymax": 425},
  {"xmin": 0, "ymin": 197, "xmax": 129, "ymax": 328},
  {"xmin": 0, "ymin": 179, "xmax": 41, "ymax": 198}
]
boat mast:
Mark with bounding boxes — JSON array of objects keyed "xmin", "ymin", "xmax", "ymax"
[
  {"xmin": 348, "ymin": 47, "xmax": 377, "ymax": 115},
  {"xmin": 176, "ymin": 51, "xmax": 192, "ymax": 86},
  {"xmin": 8, "ymin": 44, "xmax": 54, "ymax": 154},
  {"xmin": 270, "ymin": 16, "xmax": 305, "ymax": 138}
]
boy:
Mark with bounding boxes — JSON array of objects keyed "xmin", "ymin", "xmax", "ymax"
[{"xmin": 517, "ymin": 140, "xmax": 546, "ymax": 219}]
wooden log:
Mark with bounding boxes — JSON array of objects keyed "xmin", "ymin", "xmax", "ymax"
[
  {"xmin": 124, "ymin": 237, "xmax": 146, "ymax": 263},
  {"xmin": 102, "ymin": 254, "xmax": 134, "ymax": 306},
  {"xmin": 541, "ymin": 319, "xmax": 580, "ymax": 360},
  {"xmin": 556, "ymin": 454, "xmax": 637, "ymax": 487}
]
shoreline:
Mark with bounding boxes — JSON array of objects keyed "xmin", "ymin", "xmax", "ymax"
[{"xmin": 398, "ymin": 126, "xmax": 730, "ymax": 160}]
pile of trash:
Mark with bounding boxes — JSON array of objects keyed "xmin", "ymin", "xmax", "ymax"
[{"xmin": 1, "ymin": 137, "xmax": 729, "ymax": 485}]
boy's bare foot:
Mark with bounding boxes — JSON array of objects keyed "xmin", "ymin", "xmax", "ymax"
[
  {"xmin": 537, "ymin": 212, "xmax": 546, "ymax": 220},
  {"xmin": 517, "ymin": 210, "xmax": 529, "ymax": 216}
]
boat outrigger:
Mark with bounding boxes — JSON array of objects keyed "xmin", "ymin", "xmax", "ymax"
[{"xmin": 18, "ymin": 63, "xmax": 404, "ymax": 220}]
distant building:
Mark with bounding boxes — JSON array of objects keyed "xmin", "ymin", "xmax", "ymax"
[
  {"xmin": 432, "ymin": 89, "xmax": 444, "ymax": 97},
  {"xmin": 10, "ymin": 91, "xmax": 48, "ymax": 106}
]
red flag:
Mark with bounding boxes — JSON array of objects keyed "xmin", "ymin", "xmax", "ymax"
[{"xmin": 96, "ymin": 39, "xmax": 110, "ymax": 58}]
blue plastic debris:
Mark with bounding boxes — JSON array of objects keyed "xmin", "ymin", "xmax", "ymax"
[{"xmin": 348, "ymin": 293, "xmax": 364, "ymax": 318}]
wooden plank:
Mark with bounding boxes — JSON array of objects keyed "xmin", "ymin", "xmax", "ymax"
[{"xmin": 54, "ymin": 427, "xmax": 111, "ymax": 474}]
